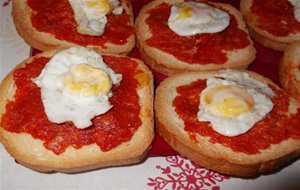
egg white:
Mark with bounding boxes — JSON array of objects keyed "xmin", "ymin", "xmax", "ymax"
[
  {"xmin": 168, "ymin": 1, "xmax": 230, "ymax": 36},
  {"xmin": 289, "ymin": 0, "xmax": 300, "ymax": 23},
  {"xmin": 68, "ymin": 0, "xmax": 123, "ymax": 36},
  {"xmin": 33, "ymin": 46, "xmax": 122, "ymax": 129}
]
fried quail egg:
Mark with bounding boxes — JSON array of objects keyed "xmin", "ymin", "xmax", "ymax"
[
  {"xmin": 68, "ymin": 0, "xmax": 123, "ymax": 36},
  {"xmin": 33, "ymin": 46, "xmax": 122, "ymax": 129},
  {"xmin": 197, "ymin": 70, "xmax": 275, "ymax": 136},
  {"xmin": 168, "ymin": 1, "xmax": 230, "ymax": 36}
]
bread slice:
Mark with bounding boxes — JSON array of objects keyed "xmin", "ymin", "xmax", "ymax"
[
  {"xmin": 240, "ymin": 0, "xmax": 300, "ymax": 51},
  {"xmin": 12, "ymin": 0, "xmax": 135, "ymax": 55},
  {"xmin": 279, "ymin": 41, "xmax": 300, "ymax": 102},
  {"xmin": 135, "ymin": 0, "xmax": 256, "ymax": 76},
  {"xmin": 0, "ymin": 49, "xmax": 154, "ymax": 173},
  {"xmin": 155, "ymin": 70, "xmax": 300, "ymax": 177}
]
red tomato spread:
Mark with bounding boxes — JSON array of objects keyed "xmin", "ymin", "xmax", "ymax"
[
  {"xmin": 173, "ymin": 79, "xmax": 300, "ymax": 154},
  {"xmin": 1, "ymin": 56, "xmax": 142, "ymax": 155},
  {"xmin": 145, "ymin": 2, "xmax": 250, "ymax": 64},
  {"xmin": 251, "ymin": 0, "xmax": 300, "ymax": 36},
  {"xmin": 27, "ymin": 0, "xmax": 135, "ymax": 46}
]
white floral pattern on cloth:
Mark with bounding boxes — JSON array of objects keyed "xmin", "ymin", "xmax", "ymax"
[{"xmin": 147, "ymin": 155, "xmax": 230, "ymax": 190}]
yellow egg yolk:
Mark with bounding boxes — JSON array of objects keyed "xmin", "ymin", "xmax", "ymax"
[
  {"xmin": 62, "ymin": 64, "xmax": 112, "ymax": 96},
  {"xmin": 201, "ymin": 85, "xmax": 254, "ymax": 117},
  {"xmin": 82, "ymin": 0, "xmax": 113, "ymax": 15},
  {"xmin": 176, "ymin": 3, "xmax": 193, "ymax": 20}
]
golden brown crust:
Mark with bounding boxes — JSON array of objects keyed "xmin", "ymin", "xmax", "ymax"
[
  {"xmin": 0, "ymin": 49, "xmax": 154, "ymax": 173},
  {"xmin": 135, "ymin": 0, "xmax": 256, "ymax": 76},
  {"xmin": 240, "ymin": 0, "xmax": 300, "ymax": 51},
  {"xmin": 155, "ymin": 70, "xmax": 300, "ymax": 177},
  {"xmin": 279, "ymin": 41, "xmax": 300, "ymax": 102},
  {"xmin": 12, "ymin": 0, "xmax": 135, "ymax": 55}
]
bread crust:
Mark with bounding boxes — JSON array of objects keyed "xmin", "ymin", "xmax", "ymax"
[
  {"xmin": 155, "ymin": 70, "xmax": 300, "ymax": 177},
  {"xmin": 279, "ymin": 41, "xmax": 300, "ymax": 102},
  {"xmin": 0, "ymin": 49, "xmax": 154, "ymax": 173},
  {"xmin": 240, "ymin": 0, "xmax": 300, "ymax": 51},
  {"xmin": 12, "ymin": 0, "xmax": 135, "ymax": 55},
  {"xmin": 135, "ymin": 0, "xmax": 256, "ymax": 76}
]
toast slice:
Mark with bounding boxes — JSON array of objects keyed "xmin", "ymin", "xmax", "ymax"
[
  {"xmin": 136, "ymin": 0, "xmax": 256, "ymax": 75},
  {"xmin": 155, "ymin": 70, "xmax": 300, "ymax": 177},
  {"xmin": 240, "ymin": 0, "xmax": 300, "ymax": 51},
  {"xmin": 0, "ymin": 48, "xmax": 154, "ymax": 173},
  {"xmin": 12, "ymin": 0, "xmax": 135, "ymax": 55}
]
